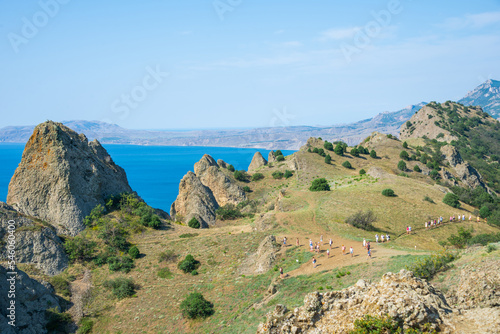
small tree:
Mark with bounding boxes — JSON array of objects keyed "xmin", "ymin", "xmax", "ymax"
[
  {"xmin": 399, "ymin": 150, "xmax": 409, "ymax": 161},
  {"xmin": 227, "ymin": 164, "xmax": 235, "ymax": 172},
  {"xmin": 178, "ymin": 254, "xmax": 201, "ymax": 274},
  {"xmin": 275, "ymin": 150, "xmax": 283, "ymax": 156},
  {"xmin": 370, "ymin": 150, "xmax": 377, "ymax": 159},
  {"xmin": 397, "ymin": 160, "xmax": 407, "ymax": 171},
  {"xmin": 342, "ymin": 161, "xmax": 352, "ymax": 169},
  {"xmin": 251, "ymin": 173, "xmax": 264, "ymax": 181},
  {"xmin": 479, "ymin": 205, "xmax": 491, "ymax": 218},
  {"xmin": 180, "ymin": 293, "xmax": 214, "ymax": 319},
  {"xmin": 443, "ymin": 193, "xmax": 460, "ymax": 208},
  {"xmin": 233, "ymin": 170, "xmax": 247, "ymax": 181},
  {"xmin": 324, "ymin": 141, "xmax": 334, "ymax": 151},
  {"xmin": 284, "ymin": 170, "xmax": 293, "ymax": 178},
  {"xmin": 272, "ymin": 171, "xmax": 284, "ymax": 179},
  {"xmin": 346, "ymin": 210, "xmax": 377, "ymax": 230},
  {"xmin": 325, "ymin": 154, "xmax": 332, "ymax": 164},
  {"xmin": 128, "ymin": 245, "xmax": 140, "ymax": 259},
  {"xmin": 276, "ymin": 155, "xmax": 285, "ymax": 162},
  {"xmin": 413, "ymin": 165, "xmax": 421, "ymax": 172},
  {"xmin": 402, "ymin": 141, "xmax": 408, "ymax": 149},
  {"xmin": 243, "ymin": 186, "xmax": 251, "ymax": 192},
  {"xmin": 309, "ymin": 178, "xmax": 330, "ymax": 191},
  {"xmin": 334, "ymin": 143, "xmax": 344, "ymax": 156},
  {"xmin": 103, "ymin": 278, "xmax": 136, "ymax": 299},
  {"xmin": 382, "ymin": 189, "xmax": 395, "ymax": 197},
  {"xmin": 359, "ymin": 169, "xmax": 366, "ymax": 175},
  {"xmin": 350, "ymin": 148, "xmax": 359, "ymax": 157},
  {"xmin": 188, "ymin": 217, "xmax": 200, "ymax": 229}
]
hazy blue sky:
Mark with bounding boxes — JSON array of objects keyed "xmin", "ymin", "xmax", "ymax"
[{"xmin": 1, "ymin": 0, "xmax": 499, "ymax": 129}]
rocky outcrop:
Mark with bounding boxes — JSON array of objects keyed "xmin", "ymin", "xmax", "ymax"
[
  {"xmin": 170, "ymin": 172, "xmax": 219, "ymax": 227},
  {"xmin": 257, "ymin": 269, "xmax": 452, "ymax": 333},
  {"xmin": 249, "ymin": 152, "xmax": 267, "ymax": 171},
  {"xmin": 399, "ymin": 104, "xmax": 457, "ymax": 142},
  {"xmin": 239, "ymin": 235, "xmax": 280, "ymax": 275},
  {"xmin": 7, "ymin": 121, "xmax": 132, "ymax": 236},
  {"xmin": 217, "ymin": 159, "xmax": 228, "ymax": 169},
  {"xmin": 268, "ymin": 151, "xmax": 278, "ymax": 163},
  {"xmin": 254, "ymin": 213, "xmax": 277, "ymax": 231},
  {"xmin": 171, "ymin": 155, "xmax": 246, "ymax": 227},
  {"xmin": 0, "ymin": 202, "xmax": 68, "ymax": 276},
  {"xmin": 0, "ymin": 265, "xmax": 65, "ymax": 334},
  {"xmin": 440, "ymin": 145, "xmax": 490, "ymax": 191}
]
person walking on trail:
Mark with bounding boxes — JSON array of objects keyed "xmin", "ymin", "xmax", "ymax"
[
  {"xmin": 296, "ymin": 238, "xmax": 299, "ymax": 247},
  {"xmin": 327, "ymin": 248, "xmax": 330, "ymax": 258},
  {"xmin": 367, "ymin": 248, "xmax": 371, "ymax": 260},
  {"xmin": 375, "ymin": 234, "xmax": 379, "ymax": 243},
  {"xmin": 362, "ymin": 238, "xmax": 366, "ymax": 248},
  {"xmin": 341, "ymin": 245, "xmax": 346, "ymax": 255},
  {"xmin": 312, "ymin": 257, "xmax": 317, "ymax": 268},
  {"xmin": 409, "ymin": 226, "xmax": 412, "ymax": 234},
  {"xmin": 279, "ymin": 267, "xmax": 284, "ymax": 279},
  {"xmin": 320, "ymin": 235, "xmax": 323, "ymax": 245},
  {"xmin": 381, "ymin": 234, "xmax": 385, "ymax": 242},
  {"xmin": 386, "ymin": 234, "xmax": 390, "ymax": 242},
  {"xmin": 366, "ymin": 241, "xmax": 371, "ymax": 251},
  {"xmin": 329, "ymin": 238, "xmax": 333, "ymax": 249},
  {"xmin": 350, "ymin": 246, "xmax": 354, "ymax": 257},
  {"xmin": 283, "ymin": 237, "xmax": 287, "ymax": 247}
]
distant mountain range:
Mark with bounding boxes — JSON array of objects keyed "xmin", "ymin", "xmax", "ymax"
[{"xmin": 1, "ymin": 80, "xmax": 498, "ymax": 150}]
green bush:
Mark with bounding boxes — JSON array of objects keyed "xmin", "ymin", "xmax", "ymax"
[
  {"xmin": 468, "ymin": 233, "xmax": 500, "ymax": 246},
  {"xmin": 345, "ymin": 210, "xmax": 376, "ymax": 230},
  {"xmin": 400, "ymin": 150, "xmax": 410, "ymax": 160},
  {"xmin": 64, "ymin": 236, "xmax": 96, "ymax": 263},
  {"xmin": 313, "ymin": 147, "xmax": 319, "ymax": 153},
  {"xmin": 215, "ymin": 204, "xmax": 244, "ymax": 220},
  {"xmin": 443, "ymin": 193, "xmax": 461, "ymax": 208},
  {"xmin": 233, "ymin": 170, "xmax": 247, "ymax": 181},
  {"xmin": 342, "ymin": 161, "xmax": 352, "ymax": 169},
  {"xmin": 324, "ymin": 141, "xmax": 334, "ymax": 151},
  {"xmin": 324, "ymin": 154, "xmax": 332, "ymax": 164},
  {"xmin": 128, "ymin": 245, "xmax": 140, "ymax": 259},
  {"xmin": 243, "ymin": 186, "xmax": 251, "ymax": 192},
  {"xmin": 251, "ymin": 173, "xmax": 264, "ymax": 181},
  {"xmin": 406, "ymin": 251, "xmax": 458, "ymax": 280},
  {"xmin": 370, "ymin": 150, "xmax": 377, "ymax": 159},
  {"xmin": 351, "ymin": 315, "xmax": 398, "ymax": 334},
  {"xmin": 486, "ymin": 244, "xmax": 497, "ymax": 253},
  {"xmin": 227, "ymin": 164, "xmax": 235, "ymax": 172},
  {"xmin": 284, "ymin": 170, "xmax": 293, "ymax": 178},
  {"xmin": 350, "ymin": 148, "xmax": 359, "ymax": 157},
  {"xmin": 397, "ymin": 160, "xmax": 407, "ymax": 171},
  {"xmin": 480, "ymin": 205, "xmax": 491, "ymax": 218},
  {"xmin": 334, "ymin": 143, "xmax": 344, "ymax": 156},
  {"xmin": 359, "ymin": 169, "xmax": 366, "ymax": 175},
  {"xmin": 447, "ymin": 227, "xmax": 473, "ymax": 248},
  {"xmin": 108, "ymin": 256, "xmax": 134, "ymax": 273},
  {"xmin": 272, "ymin": 171, "xmax": 284, "ymax": 179},
  {"xmin": 413, "ymin": 165, "xmax": 421, "ymax": 172},
  {"xmin": 317, "ymin": 148, "xmax": 326, "ymax": 157},
  {"xmin": 134, "ymin": 205, "xmax": 161, "ymax": 229},
  {"xmin": 158, "ymin": 250, "xmax": 177, "ymax": 263},
  {"xmin": 83, "ymin": 204, "xmax": 105, "ymax": 227},
  {"xmin": 49, "ymin": 275, "xmax": 70, "ymax": 297},
  {"xmin": 403, "ymin": 141, "xmax": 408, "ymax": 149},
  {"xmin": 275, "ymin": 150, "xmax": 283, "ymax": 156},
  {"xmin": 309, "ymin": 178, "xmax": 330, "ymax": 191},
  {"xmin": 188, "ymin": 217, "xmax": 200, "ymax": 228},
  {"xmin": 103, "ymin": 277, "xmax": 136, "ymax": 299},
  {"xmin": 157, "ymin": 267, "xmax": 173, "ymax": 279},
  {"xmin": 77, "ymin": 318, "xmax": 94, "ymax": 334},
  {"xmin": 276, "ymin": 155, "xmax": 285, "ymax": 162},
  {"xmin": 430, "ymin": 169, "xmax": 440, "ymax": 180},
  {"xmin": 178, "ymin": 254, "xmax": 200, "ymax": 274},
  {"xmin": 191, "ymin": 270, "xmax": 198, "ymax": 276},
  {"xmin": 382, "ymin": 188, "xmax": 395, "ymax": 197},
  {"xmin": 180, "ymin": 293, "xmax": 214, "ymax": 319},
  {"xmin": 423, "ymin": 196, "xmax": 435, "ymax": 204}
]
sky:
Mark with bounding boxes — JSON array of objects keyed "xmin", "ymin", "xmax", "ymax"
[{"xmin": 0, "ymin": 0, "xmax": 499, "ymax": 130}]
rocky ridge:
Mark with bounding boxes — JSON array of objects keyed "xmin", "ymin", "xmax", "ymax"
[{"xmin": 7, "ymin": 121, "xmax": 132, "ymax": 236}]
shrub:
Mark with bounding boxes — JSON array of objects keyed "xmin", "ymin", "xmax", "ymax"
[
  {"xmin": 382, "ymin": 188, "xmax": 395, "ymax": 197},
  {"xmin": 317, "ymin": 148, "xmax": 326, "ymax": 157},
  {"xmin": 188, "ymin": 217, "xmax": 200, "ymax": 228},
  {"xmin": 103, "ymin": 277, "xmax": 136, "ymax": 299},
  {"xmin": 423, "ymin": 196, "xmax": 435, "ymax": 204},
  {"xmin": 406, "ymin": 251, "xmax": 458, "ymax": 280},
  {"xmin": 486, "ymin": 244, "xmax": 497, "ymax": 253},
  {"xmin": 49, "ymin": 275, "xmax": 71, "ymax": 297},
  {"xmin": 46, "ymin": 308, "xmax": 72, "ymax": 331},
  {"xmin": 334, "ymin": 143, "xmax": 344, "ymax": 156},
  {"xmin": 233, "ymin": 170, "xmax": 247, "ymax": 181},
  {"xmin": 276, "ymin": 155, "xmax": 285, "ymax": 162},
  {"xmin": 313, "ymin": 147, "xmax": 319, "ymax": 153},
  {"xmin": 359, "ymin": 169, "xmax": 366, "ymax": 175},
  {"xmin": 191, "ymin": 270, "xmax": 198, "ymax": 276},
  {"xmin": 342, "ymin": 161, "xmax": 352, "ymax": 169},
  {"xmin": 108, "ymin": 256, "xmax": 134, "ymax": 273},
  {"xmin": 400, "ymin": 150, "xmax": 410, "ymax": 160},
  {"xmin": 134, "ymin": 205, "xmax": 161, "ymax": 229},
  {"xmin": 243, "ymin": 186, "xmax": 251, "ymax": 192},
  {"xmin": 275, "ymin": 150, "xmax": 283, "ymax": 156},
  {"xmin": 443, "ymin": 193, "xmax": 460, "ymax": 208},
  {"xmin": 179, "ymin": 233, "xmax": 198, "ymax": 238},
  {"xmin": 350, "ymin": 148, "xmax": 359, "ymax": 157},
  {"xmin": 345, "ymin": 210, "xmax": 376, "ymax": 230},
  {"xmin": 178, "ymin": 254, "xmax": 200, "ymax": 274},
  {"xmin": 77, "ymin": 318, "xmax": 94, "ymax": 334},
  {"xmin": 309, "ymin": 178, "xmax": 330, "ymax": 191},
  {"xmin": 284, "ymin": 170, "xmax": 293, "ymax": 178},
  {"xmin": 397, "ymin": 160, "xmax": 407, "ymax": 171},
  {"xmin": 351, "ymin": 315, "xmax": 398, "ymax": 334},
  {"xmin": 403, "ymin": 141, "xmax": 408, "ymax": 149},
  {"xmin": 406, "ymin": 121, "xmax": 412, "ymax": 128},
  {"xmin": 64, "ymin": 236, "xmax": 96, "ymax": 263},
  {"xmin": 83, "ymin": 204, "xmax": 105, "ymax": 227},
  {"xmin": 251, "ymin": 173, "xmax": 264, "ymax": 181},
  {"xmin": 227, "ymin": 164, "xmax": 235, "ymax": 172},
  {"xmin": 128, "ymin": 245, "xmax": 140, "ymax": 259},
  {"xmin": 272, "ymin": 171, "xmax": 284, "ymax": 179},
  {"xmin": 430, "ymin": 169, "xmax": 440, "ymax": 180},
  {"xmin": 480, "ymin": 205, "xmax": 491, "ymax": 218},
  {"xmin": 468, "ymin": 233, "xmax": 500, "ymax": 246},
  {"xmin": 447, "ymin": 227, "xmax": 473, "ymax": 248},
  {"xmin": 157, "ymin": 267, "xmax": 173, "ymax": 279},
  {"xmin": 370, "ymin": 150, "xmax": 377, "ymax": 158},
  {"xmin": 158, "ymin": 250, "xmax": 177, "ymax": 263},
  {"xmin": 324, "ymin": 141, "xmax": 334, "ymax": 151},
  {"xmin": 216, "ymin": 204, "xmax": 244, "ymax": 220},
  {"xmin": 413, "ymin": 165, "xmax": 421, "ymax": 172},
  {"xmin": 180, "ymin": 293, "xmax": 214, "ymax": 319},
  {"xmin": 325, "ymin": 154, "xmax": 332, "ymax": 164}
]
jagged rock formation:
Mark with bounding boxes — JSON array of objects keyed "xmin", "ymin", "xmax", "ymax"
[
  {"xmin": 170, "ymin": 172, "xmax": 219, "ymax": 227},
  {"xmin": 239, "ymin": 235, "xmax": 280, "ymax": 275},
  {"xmin": 268, "ymin": 151, "xmax": 278, "ymax": 163},
  {"xmin": 440, "ymin": 145, "xmax": 490, "ymax": 190},
  {"xmin": 459, "ymin": 79, "xmax": 500, "ymax": 118},
  {"xmin": 257, "ymin": 270, "xmax": 452, "ymax": 333},
  {"xmin": 7, "ymin": 121, "xmax": 132, "ymax": 236},
  {"xmin": 0, "ymin": 202, "xmax": 68, "ymax": 276},
  {"xmin": 171, "ymin": 155, "xmax": 246, "ymax": 227},
  {"xmin": 217, "ymin": 159, "xmax": 228, "ymax": 168},
  {"xmin": 400, "ymin": 104, "xmax": 457, "ymax": 142},
  {"xmin": 0, "ymin": 265, "xmax": 65, "ymax": 334},
  {"xmin": 249, "ymin": 152, "xmax": 268, "ymax": 171}
]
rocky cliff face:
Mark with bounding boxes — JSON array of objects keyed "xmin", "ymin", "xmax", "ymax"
[
  {"xmin": 0, "ymin": 265, "xmax": 65, "ymax": 334},
  {"xmin": 440, "ymin": 145, "xmax": 490, "ymax": 191},
  {"xmin": 7, "ymin": 121, "xmax": 132, "ymax": 236},
  {"xmin": 239, "ymin": 235, "xmax": 280, "ymax": 275},
  {"xmin": 0, "ymin": 202, "xmax": 68, "ymax": 276},
  {"xmin": 400, "ymin": 104, "xmax": 457, "ymax": 142},
  {"xmin": 171, "ymin": 155, "xmax": 246, "ymax": 227},
  {"xmin": 257, "ymin": 269, "xmax": 451, "ymax": 334},
  {"xmin": 459, "ymin": 79, "xmax": 500, "ymax": 118},
  {"xmin": 249, "ymin": 152, "xmax": 268, "ymax": 171}
]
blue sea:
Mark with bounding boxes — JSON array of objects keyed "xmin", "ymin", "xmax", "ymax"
[{"xmin": 0, "ymin": 144, "xmax": 294, "ymax": 212}]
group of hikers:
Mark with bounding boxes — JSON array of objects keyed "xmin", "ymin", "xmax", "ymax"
[{"xmin": 424, "ymin": 213, "xmax": 485, "ymax": 229}]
